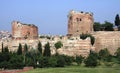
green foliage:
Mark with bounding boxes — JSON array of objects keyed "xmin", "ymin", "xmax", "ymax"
[
  {"xmin": 3, "ymin": 46, "xmax": 9, "ymax": 53},
  {"xmin": 80, "ymin": 34, "xmax": 95, "ymax": 45},
  {"xmin": 115, "ymin": 14, "xmax": 120, "ymax": 27},
  {"xmin": 94, "ymin": 22, "xmax": 101, "ymax": 31},
  {"xmin": 115, "ymin": 48, "xmax": 120, "ymax": 63},
  {"xmin": 43, "ymin": 42, "xmax": 51, "ymax": 57},
  {"xmin": 102, "ymin": 21, "xmax": 114, "ymax": 31},
  {"xmin": 38, "ymin": 56, "xmax": 49, "ymax": 68},
  {"xmin": 1, "ymin": 42, "xmax": 3, "ymax": 53},
  {"xmin": 24, "ymin": 44, "xmax": 28, "ymax": 54},
  {"xmin": 54, "ymin": 41, "xmax": 63, "ymax": 49},
  {"xmin": 48, "ymin": 56, "xmax": 57, "ymax": 67},
  {"xmin": 37, "ymin": 41, "xmax": 42, "ymax": 54},
  {"xmin": 98, "ymin": 48, "xmax": 110, "ymax": 61},
  {"xmin": 9, "ymin": 54, "xmax": 24, "ymax": 69},
  {"xmin": 84, "ymin": 51, "xmax": 98, "ymax": 67},
  {"xmin": 75, "ymin": 56, "xmax": 83, "ymax": 65},
  {"xmin": 17, "ymin": 43, "xmax": 22, "ymax": 55},
  {"xmin": 56, "ymin": 55, "xmax": 65, "ymax": 67}
]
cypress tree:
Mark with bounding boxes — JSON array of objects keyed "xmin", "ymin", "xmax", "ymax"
[
  {"xmin": 17, "ymin": 43, "xmax": 22, "ymax": 55},
  {"xmin": 43, "ymin": 42, "xmax": 51, "ymax": 57},
  {"xmin": 38, "ymin": 41, "xmax": 42, "ymax": 54},
  {"xmin": 2, "ymin": 42, "xmax": 3, "ymax": 53},
  {"xmin": 115, "ymin": 14, "xmax": 120, "ymax": 27}
]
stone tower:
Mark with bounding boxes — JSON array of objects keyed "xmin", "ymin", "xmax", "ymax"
[
  {"xmin": 12, "ymin": 21, "xmax": 38, "ymax": 40},
  {"xmin": 67, "ymin": 10, "xmax": 94, "ymax": 36}
]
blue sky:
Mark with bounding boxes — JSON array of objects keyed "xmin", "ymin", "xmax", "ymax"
[{"xmin": 0, "ymin": 0, "xmax": 120, "ymax": 35}]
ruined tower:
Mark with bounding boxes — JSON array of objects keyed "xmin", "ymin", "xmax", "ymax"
[
  {"xmin": 12, "ymin": 21, "xmax": 38, "ymax": 40},
  {"xmin": 67, "ymin": 10, "xmax": 94, "ymax": 36}
]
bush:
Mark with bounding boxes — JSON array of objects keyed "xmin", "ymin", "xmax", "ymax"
[
  {"xmin": 54, "ymin": 41, "xmax": 63, "ymax": 49},
  {"xmin": 84, "ymin": 51, "xmax": 98, "ymax": 67},
  {"xmin": 56, "ymin": 55, "xmax": 65, "ymax": 67},
  {"xmin": 98, "ymin": 48, "xmax": 110, "ymax": 61},
  {"xmin": 48, "ymin": 56, "xmax": 57, "ymax": 67},
  {"xmin": 75, "ymin": 56, "xmax": 83, "ymax": 65}
]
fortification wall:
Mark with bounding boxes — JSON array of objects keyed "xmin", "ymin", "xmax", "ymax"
[
  {"xmin": 12, "ymin": 21, "xmax": 38, "ymax": 40},
  {"xmin": 56, "ymin": 37, "xmax": 92, "ymax": 57},
  {"xmin": 92, "ymin": 31, "xmax": 120, "ymax": 54}
]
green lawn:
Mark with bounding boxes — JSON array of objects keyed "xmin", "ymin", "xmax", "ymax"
[{"xmin": 23, "ymin": 66, "xmax": 120, "ymax": 73}]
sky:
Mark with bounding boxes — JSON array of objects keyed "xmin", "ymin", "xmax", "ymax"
[{"xmin": 0, "ymin": 0, "xmax": 120, "ymax": 35}]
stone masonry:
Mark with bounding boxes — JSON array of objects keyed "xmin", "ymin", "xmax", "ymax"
[
  {"xmin": 67, "ymin": 10, "xmax": 94, "ymax": 36},
  {"xmin": 12, "ymin": 21, "xmax": 38, "ymax": 40}
]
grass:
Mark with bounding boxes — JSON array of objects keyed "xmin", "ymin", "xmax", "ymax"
[{"xmin": 23, "ymin": 66, "xmax": 120, "ymax": 73}]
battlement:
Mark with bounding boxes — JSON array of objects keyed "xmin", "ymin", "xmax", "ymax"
[{"xmin": 68, "ymin": 10, "xmax": 93, "ymax": 18}]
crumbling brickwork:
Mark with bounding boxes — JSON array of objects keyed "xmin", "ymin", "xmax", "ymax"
[
  {"xmin": 68, "ymin": 10, "xmax": 94, "ymax": 36},
  {"xmin": 12, "ymin": 21, "xmax": 38, "ymax": 40}
]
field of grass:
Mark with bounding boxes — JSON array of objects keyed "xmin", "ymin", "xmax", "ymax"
[{"xmin": 23, "ymin": 66, "xmax": 120, "ymax": 73}]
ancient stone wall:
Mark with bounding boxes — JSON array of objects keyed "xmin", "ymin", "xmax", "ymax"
[
  {"xmin": 92, "ymin": 31, "xmax": 120, "ymax": 54},
  {"xmin": 68, "ymin": 10, "xmax": 94, "ymax": 36},
  {"xmin": 57, "ymin": 37, "xmax": 91, "ymax": 57},
  {"xmin": 12, "ymin": 21, "xmax": 38, "ymax": 40}
]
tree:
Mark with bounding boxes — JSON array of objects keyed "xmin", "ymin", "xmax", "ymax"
[
  {"xmin": 102, "ymin": 21, "xmax": 114, "ymax": 31},
  {"xmin": 3, "ymin": 46, "xmax": 9, "ymax": 53},
  {"xmin": 84, "ymin": 51, "xmax": 98, "ymax": 67},
  {"xmin": 24, "ymin": 44, "xmax": 28, "ymax": 54},
  {"xmin": 54, "ymin": 41, "xmax": 63, "ymax": 49},
  {"xmin": 43, "ymin": 42, "xmax": 51, "ymax": 57},
  {"xmin": 115, "ymin": 14, "xmax": 120, "ymax": 27},
  {"xmin": 1, "ymin": 42, "xmax": 3, "ymax": 53},
  {"xmin": 24, "ymin": 44, "xmax": 28, "ymax": 64},
  {"xmin": 37, "ymin": 41, "xmax": 42, "ymax": 54},
  {"xmin": 94, "ymin": 22, "xmax": 101, "ymax": 31},
  {"xmin": 17, "ymin": 43, "xmax": 22, "ymax": 55}
]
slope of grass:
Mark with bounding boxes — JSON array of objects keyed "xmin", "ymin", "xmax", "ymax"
[{"xmin": 23, "ymin": 66, "xmax": 120, "ymax": 73}]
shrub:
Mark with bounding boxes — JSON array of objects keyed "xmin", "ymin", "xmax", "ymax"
[
  {"xmin": 75, "ymin": 56, "xmax": 83, "ymax": 65},
  {"xmin": 54, "ymin": 41, "xmax": 63, "ymax": 49},
  {"xmin": 84, "ymin": 51, "xmax": 98, "ymax": 67}
]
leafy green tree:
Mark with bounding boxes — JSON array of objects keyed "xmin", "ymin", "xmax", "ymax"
[
  {"xmin": 37, "ymin": 41, "xmax": 42, "ymax": 54},
  {"xmin": 94, "ymin": 22, "xmax": 101, "ymax": 31},
  {"xmin": 115, "ymin": 14, "xmax": 120, "ymax": 27},
  {"xmin": 17, "ymin": 43, "xmax": 22, "ymax": 55},
  {"xmin": 75, "ymin": 56, "xmax": 83, "ymax": 65},
  {"xmin": 84, "ymin": 51, "xmax": 98, "ymax": 67},
  {"xmin": 54, "ymin": 41, "xmax": 63, "ymax": 49},
  {"xmin": 102, "ymin": 21, "xmax": 114, "ymax": 31},
  {"xmin": 80, "ymin": 34, "xmax": 95, "ymax": 45},
  {"xmin": 43, "ymin": 42, "xmax": 51, "ymax": 57}
]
